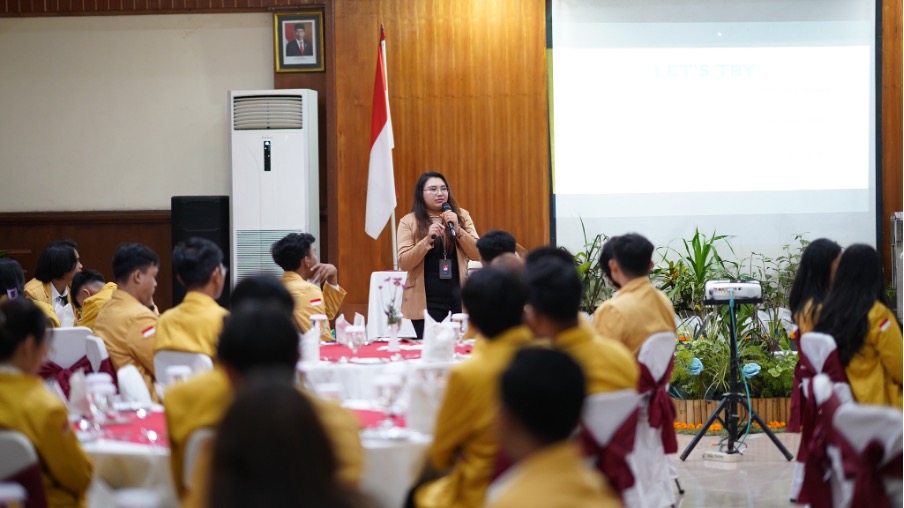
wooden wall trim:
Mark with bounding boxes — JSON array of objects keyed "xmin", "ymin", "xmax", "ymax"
[
  {"xmin": 0, "ymin": 1, "xmax": 318, "ymax": 16},
  {"xmin": 0, "ymin": 211, "xmax": 170, "ymax": 225}
]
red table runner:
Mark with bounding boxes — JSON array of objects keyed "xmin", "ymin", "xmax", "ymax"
[
  {"xmin": 320, "ymin": 341, "xmax": 471, "ymax": 362},
  {"xmin": 76, "ymin": 410, "xmax": 169, "ymax": 447}
]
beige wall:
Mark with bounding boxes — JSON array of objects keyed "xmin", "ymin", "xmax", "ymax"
[{"xmin": 0, "ymin": 13, "xmax": 272, "ymax": 212}]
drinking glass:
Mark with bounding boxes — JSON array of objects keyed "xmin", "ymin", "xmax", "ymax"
[
  {"xmin": 345, "ymin": 326, "xmax": 366, "ymax": 357},
  {"xmin": 87, "ymin": 382, "xmax": 116, "ymax": 434},
  {"xmin": 451, "ymin": 313, "xmax": 469, "ymax": 344},
  {"xmin": 374, "ymin": 374, "xmax": 406, "ymax": 438}
]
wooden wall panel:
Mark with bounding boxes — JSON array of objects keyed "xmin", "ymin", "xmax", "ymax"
[
  {"xmin": 332, "ymin": 0, "xmax": 550, "ymax": 312},
  {"xmin": 1, "ymin": 0, "xmax": 318, "ymax": 15},
  {"xmin": 0, "ymin": 211, "xmax": 174, "ymax": 311},
  {"xmin": 882, "ymin": 0, "xmax": 903, "ymax": 278}
]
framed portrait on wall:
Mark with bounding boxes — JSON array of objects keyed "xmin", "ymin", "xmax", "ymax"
[{"xmin": 274, "ymin": 12, "xmax": 324, "ymax": 73}]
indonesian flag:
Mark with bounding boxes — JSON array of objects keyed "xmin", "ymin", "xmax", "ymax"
[{"xmin": 364, "ymin": 26, "xmax": 397, "ymax": 239}]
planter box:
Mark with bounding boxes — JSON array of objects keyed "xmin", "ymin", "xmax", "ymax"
[{"xmin": 671, "ymin": 397, "xmax": 791, "ymax": 426}]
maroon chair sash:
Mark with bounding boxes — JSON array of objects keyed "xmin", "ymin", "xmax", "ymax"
[
  {"xmin": 836, "ymin": 437, "xmax": 903, "ymax": 508},
  {"xmin": 797, "ymin": 393, "xmax": 843, "ymax": 508},
  {"xmin": 5, "ymin": 463, "xmax": 49, "ymax": 508},
  {"xmin": 38, "ymin": 355, "xmax": 92, "ymax": 399},
  {"xmin": 791, "ymin": 348, "xmax": 849, "ymax": 463},
  {"xmin": 637, "ymin": 360, "xmax": 678, "ymax": 454},
  {"xmin": 96, "ymin": 357, "xmax": 118, "ymax": 389},
  {"xmin": 579, "ymin": 408, "xmax": 639, "ymax": 496}
]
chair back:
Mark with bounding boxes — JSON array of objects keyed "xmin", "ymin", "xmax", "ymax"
[
  {"xmin": 637, "ymin": 331, "xmax": 677, "ymax": 389},
  {"xmin": 183, "ymin": 428, "xmax": 216, "ymax": 489},
  {"xmin": 581, "ymin": 389, "xmax": 642, "ymax": 498},
  {"xmin": 583, "ymin": 389, "xmax": 641, "ymax": 445},
  {"xmin": 800, "ymin": 332, "xmax": 853, "ymax": 402},
  {"xmin": 117, "ymin": 365, "xmax": 153, "ymax": 404},
  {"xmin": 85, "ymin": 335, "xmax": 110, "ymax": 373},
  {"xmin": 45, "ymin": 326, "xmax": 92, "ymax": 368},
  {"xmin": 153, "ymin": 351, "xmax": 214, "ymax": 387},
  {"xmin": 0, "ymin": 431, "xmax": 48, "ymax": 508},
  {"xmin": 833, "ymin": 404, "xmax": 904, "ymax": 508}
]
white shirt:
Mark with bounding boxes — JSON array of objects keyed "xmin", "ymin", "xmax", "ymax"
[{"xmin": 51, "ymin": 283, "xmax": 76, "ymax": 327}]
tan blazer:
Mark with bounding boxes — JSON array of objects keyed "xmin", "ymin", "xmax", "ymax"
[{"xmin": 397, "ymin": 209, "xmax": 480, "ymax": 320}]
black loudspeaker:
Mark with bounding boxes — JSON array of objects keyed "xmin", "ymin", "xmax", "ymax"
[{"xmin": 171, "ymin": 196, "xmax": 231, "ymax": 309}]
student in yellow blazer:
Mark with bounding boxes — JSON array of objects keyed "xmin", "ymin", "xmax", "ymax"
[
  {"xmin": 524, "ymin": 253, "xmax": 639, "ymax": 394},
  {"xmin": 487, "ymin": 348, "xmax": 620, "ymax": 508},
  {"xmin": 398, "ymin": 171, "xmax": 480, "ymax": 340},
  {"xmin": 75, "ymin": 281, "xmax": 117, "ymax": 332},
  {"xmin": 155, "ymin": 238, "xmax": 229, "ymax": 359},
  {"xmin": 814, "ymin": 244, "xmax": 903, "ymax": 409},
  {"xmin": 70, "ymin": 269, "xmax": 107, "ymax": 327},
  {"xmin": 413, "ymin": 268, "xmax": 533, "ymax": 508},
  {"xmin": 0, "ymin": 298, "xmax": 93, "ymax": 508},
  {"xmin": 271, "ymin": 232, "xmax": 346, "ymax": 341},
  {"xmin": 24, "ymin": 239, "xmax": 83, "ymax": 327},
  {"xmin": 167, "ymin": 300, "xmax": 364, "ymax": 507},
  {"xmin": 593, "ymin": 234, "xmax": 676, "ymax": 357},
  {"xmin": 93, "ymin": 243, "xmax": 160, "ymax": 400},
  {"xmin": 788, "ymin": 239, "xmax": 843, "ymax": 336}
]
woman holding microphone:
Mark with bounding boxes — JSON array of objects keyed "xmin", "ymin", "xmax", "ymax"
[{"xmin": 398, "ymin": 171, "xmax": 480, "ymax": 339}]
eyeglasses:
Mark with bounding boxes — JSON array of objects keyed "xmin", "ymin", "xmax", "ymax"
[{"xmin": 424, "ymin": 186, "xmax": 449, "ymax": 194}]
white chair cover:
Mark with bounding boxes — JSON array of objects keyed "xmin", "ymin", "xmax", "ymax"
[
  {"xmin": 805, "ymin": 374, "xmax": 851, "ymax": 508},
  {"xmin": 153, "ymin": 351, "xmax": 214, "ymax": 387},
  {"xmin": 0, "ymin": 431, "xmax": 38, "ymax": 480},
  {"xmin": 833, "ymin": 404, "xmax": 904, "ymax": 508},
  {"xmin": 583, "ymin": 389, "xmax": 643, "ymax": 507},
  {"xmin": 85, "ymin": 335, "xmax": 110, "ymax": 373},
  {"xmin": 47, "ymin": 326, "xmax": 92, "ymax": 368},
  {"xmin": 117, "ymin": 365, "xmax": 153, "ymax": 404},
  {"xmin": 183, "ymin": 428, "xmax": 216, "ymax": 489}
]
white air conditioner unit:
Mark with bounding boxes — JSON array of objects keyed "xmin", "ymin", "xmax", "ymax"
[{"xmin": 229, "ymin": 89, "xmax": 319, "ymax": 283}]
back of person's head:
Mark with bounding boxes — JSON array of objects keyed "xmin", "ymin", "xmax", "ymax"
[
  {"xmin": 524, "ymin": 246, "xmax": 575, "ymax": 268},
  {"xmin": 477, "ymin": 230, "xmax": 517, "ymax": 264},
  {"xmin": 608, "ymin": 233, "xmax": 654, "ymax": 278},
  {"xmin": 788, "ymin": 238, "xmax": 842, "ymax": 319},
  {"xmin": 271, "ymin": 233, "xmax": 315, "ymax": 272},
  {"xmin": 500, "ymin": 348, "xmax": 585, "ymax": 446},
  {"xmin": 0, "ymin": 298, "xmax": 49, "ymax": 362},
  {"xmin": 209, "ymin": 375, "xmax": 361, "ymax": 508},
  {"xmin": 524, "ymin": 257, "xmax": 582, "ymax": 323},
  {"xmin": 217, "ymin": 302, "xmax": 299, "ymax": 379},
  {"xmin": 814, "ymin": 244, "xmax": 891, "ymax": 366},
  {"xmin": 0, "ymin": 258, "xmax": 26, "ymax": 300},
  {"xmin": 173, "ymin": 237, "xmax": 223, "ymax": 289},
  {"xmin": 461, "ymin": 267, "xmax": 526, "ymax": 338},
  {"xmin": 112, "ymin": 243, "xmax": 159, "ymax": 283},
  {"xmin": 230, "ymin": 274, "xmax": 295, "ymax": 315},
  {"xmin": 34, "ymin": 239, "xmax": 79, "ymax": 282},
  {"xmin": 71, "ymin": 269, "xmax": 106, "ymax": 309},
  {"xmin": 599, "ymin": 238, "xmax": 617, "ymax": 288},
  {"xmin": 489, "ymin": 253, "xmax": 524, "ymax": 275}
]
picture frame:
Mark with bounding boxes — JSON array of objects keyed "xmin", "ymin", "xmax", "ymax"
[{"xmin": 274, "ymin": 12, "xmax": 324, "ymax": 73}]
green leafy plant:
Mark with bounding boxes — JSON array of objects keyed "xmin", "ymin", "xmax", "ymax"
[
  {"xmin": 573, "ymin": 220, "xmax": 613, "ymax": 315},
  {"xmin": 652, "ymin": 228, "xmax": 735, "ymax": 314}
]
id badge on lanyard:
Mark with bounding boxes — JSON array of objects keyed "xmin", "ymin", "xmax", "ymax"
[{"xmin": 439, "ymin": 257, "xmax": 452, "ymax": 279}]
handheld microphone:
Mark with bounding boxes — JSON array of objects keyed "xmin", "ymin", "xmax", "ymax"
[{"xmin": 441, "ymin": 202, "xmax": 457, "ymax": 238}]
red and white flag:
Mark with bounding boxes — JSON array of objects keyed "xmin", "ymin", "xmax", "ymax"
[{"xmin": 365, "ymin": 26, "xmax": 397, "ymax": 239}]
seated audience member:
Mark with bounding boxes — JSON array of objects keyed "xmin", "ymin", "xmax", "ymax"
[
  {"xmin": 93, "ymin": 243, "xmax": 160, "ymax": 399},
  {"xmin": 24, "ymin": 239, "xmax": 83, "ymax": 327},
  {"xmin": 165, "ymin": 281, "xmax": 363, "ymax": 506},
  {"xmin": 70, "ymin": 269, "xmax": 106, "ymax": 323},
  {"xmin": 0, "ymin": 298, "xmax": 94, "ymax": 507},
  {"xmin": 788, "ymin": 238, "xmax": 842, "ymax": 335},
  {"xmin": 271, "ymin": 233, "xmax": 346, "ymax": 340},
  {"xmin": 74, "ymin": 270, "xmax": 118, "ymax": 331},
  {"xmin": 413, "ymin": 268, "xmax": 534, "ymax": 508},
  {"xmin": 476, "ymin": 230, "xmax": 517, "ymax": 265},
  {"xmin": 154, "ymin": 238, "xmax": 229, "ymax": 359},
  {"xmin": 524, "ymin": 256, "xmax": 637, "ymax": 394},
  {"xmin": 592, "ymin": 234, "xmax": 676, "ymax": 356},
  {"xmin": 489, "ymin": 253, "xmax": 524, "ymax": 274},
  {"xmin": 208, "ymin": 375, "xmax": 370, "ymax": 508},
  {"xmin": 487, "ymin": 348, "xmax": 619, "ymax": 508},
  {"xmin": 813, "ymin": 244, "xmax": 903, "ymax": 408},
  {"xmin": 0, "ymin": 258, "xmax": 60, "ymax": 327}
]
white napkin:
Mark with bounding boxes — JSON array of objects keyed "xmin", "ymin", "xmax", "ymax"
[
  {"xmin": 354, "ymin": 312, "xmax": 366, "ymax": 328},
  {"xmin": 117, "ymin": 365, "xmax": 152, "ymax": 404},
  {"xmin": 422, "ymin": 310, "xmax": 455, "ymax": 363},
  {"xmin": 407, "ymin": 366, "xmax": 450, "ymax": 434},
  {"xmin": 68, "ymin": 370, "xmax": 90, "ymax": 417},
  {"xmin": 335, "ymin": 315, "xmax": 350, "ymax": 345},
  {"xmin": 300, "ymin": 325, "xmax": 321, "ymax": 363}
]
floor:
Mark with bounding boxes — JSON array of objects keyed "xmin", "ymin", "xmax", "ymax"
[{"xmin": 672, "ymin": 432, "xmax": 800, "ymax": 507}]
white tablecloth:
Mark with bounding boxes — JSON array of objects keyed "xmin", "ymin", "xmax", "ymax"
[{"xmin": 367, "ymin": 271, "xmax": 417, "ymax": 339}]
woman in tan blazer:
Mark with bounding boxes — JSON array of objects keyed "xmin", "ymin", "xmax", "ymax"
[{"xmin": 397, "ymin": 172, "xmax": 480, "ymax": 339}]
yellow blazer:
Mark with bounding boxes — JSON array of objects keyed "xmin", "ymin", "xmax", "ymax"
[
  {"xmin": 487, "ymin": 441, "xmax": 621, "ymax": 508},
  {"xmin": 0, "ymin": 369, "xmax": 93, "ymax": 508},
  {"xmin": 280, "ymin": 271, "xmax": 346, "ymax": 341},
  {"xmin": 397, "ymin": 209, "xmax": 480, "ymax": 321},
  {"xmin": 593, "ymin": 277, "xmax": 677, "ymax": 357},
  {"xmin": 76, "ymin": 282, "xmax": 117, "ymax": 332},
  {"xmin": 415, "ymin": 326, "xmax": 534, "ymax": 508},
  {"xmin": 154, "ymin": 292, "xmax": 228, "ymax": 358},
  {"xmin": 23, "ymin": 279, "xmax": 69, "ymax": 327},
  {"xmin": 845, "ymin": 302, "xmax": 903, "ymax": 409},
  {"xmin": 166, "ymin": 368, "xmax": 364, "ymax": 507},
  {"xmin": 93, "ymin": 290, "xmax": 158, "ymax": 400},
  {"xmin": 555, "ymin": 323, "xmax": 639, "ymax": 394}
]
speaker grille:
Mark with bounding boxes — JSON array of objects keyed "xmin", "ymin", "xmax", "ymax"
[
  {"xmin": 235, "ymin": 230, "xmax": 298, "ymax": 280},
  {"xmin": 233, "ymin": 95, "xmax": 304, "ymax": 130}
]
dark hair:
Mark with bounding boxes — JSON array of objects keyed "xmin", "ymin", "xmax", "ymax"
[
  {"xmin": 34, "ymin": 240, "xmax": 79, "ymax": 282},
  {"xmin": 501, "ymin": 348, "xmax": 585, "ymax": 445},
  {"xmin": 814, "ymin": 244, "xmax": 893, "ymax": 366},
  {"xmin": 0, "ymin": 258, "xmax": 26, "ymax": 299},
  {"xmin": 524, "ymin": 257, "xmax": 582, "ymax": 323},
  {"xmin": 173, "ymin": 237, "xmax": 223, "ymax": 289},
  {"xmin": 271, "ymin": 233, "xmax": 315, "ymax": 272},
  {"xmin": 599, "ymin": 239, "xmax": 618, "ymax": 289},
  {"xmin": 788, "ymin": 238, "xmax": 842, "ymax": 325},
  {"xmin": 476, "ymin": 230, "xmax": 517, "ymax": 263},
  {"xmin": 112, "ymin": 243, "xmax": 159, "ymax": 283},
  {"xmin": 295, "ymin": 23, "xmax": 306, "ymax": 31},
  {"xmin": 230, "ymin": 274, "xmax": 295, "ymax": 315},
  {"xmin": 461, "ymin": 267, "xmax": 526, "ymax": 338},
  {"xmin": 410, "ymin": 171, "xmax": 464, "ymax": 240},
  {"xmin": 217, "ymin": 302, "xmax": 299, "ymax": 376},
  {"xmin": 524, "ymin": 246, "xmax": 575, "ymax": 268},
  {"xmin": 608, "ymin": 233, "xmax": 654, "ymax": 278},
  {"xmin": 0, "ymin": 298, "xmax": 49, "ymax": 361},
  {"xmin": 71, "ymin": 269, "xmax": 106, "ymax": 309},
  {"xmin": 209, "ymin": 376, "xmax": 362, "ymax": 508}
]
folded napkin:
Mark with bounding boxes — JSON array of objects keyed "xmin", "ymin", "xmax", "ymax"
[
  {"xmin": 300, "ymin": 325, "xmax": 321, "ymax": 363},
  {"xmin": 117, "ymin": 365, "xmax": 152, "ymax": 404},
  {"xmin": 422, "ymin": 310, "xmax": 456, "ymax": 363},
  {"xmin": 335, "ymin": 315, "xmax": 350, "ymax": 345},
  {"xmin": 68, "ymin": 370, "xmax": 89, "ymax": 417},
  {"xmin": 354, "ymin": 312, "xmax": 366, "ymax": 328},
  {"xmin": 408, "ymin": 366, "xmax": 451, "ymax": 434}
]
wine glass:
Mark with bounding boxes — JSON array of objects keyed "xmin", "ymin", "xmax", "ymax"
[
  {"xmin": 87, "ymin": 382, "xmax": 116, "ymax": 435},
  {"xmin": 451, "ymin": 313, "xmax": 469, "ymax": 344},
  {"xmin": 374, "ymin": 374, "xmax": 406, "ymax": 438},
  {"xmin": 345, "ymin": 325, "xmax": 366, "ymax": 357},
  {"xmin": 310, "ymin": 314, "xmax": 328, "ymax": 338}
]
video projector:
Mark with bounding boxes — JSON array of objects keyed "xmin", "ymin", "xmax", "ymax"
[{"xmin": 703, "ymin": 280, "xmax": 764, "ymax": 305}]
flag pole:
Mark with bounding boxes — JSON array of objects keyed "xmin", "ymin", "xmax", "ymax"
[{"xmin": 382, "ymin": 24, "xmax": 400, "ymax": 271}]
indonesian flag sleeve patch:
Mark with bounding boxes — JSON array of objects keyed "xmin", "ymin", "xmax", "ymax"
[
  {"xmin": 310, "ymin": 298, "xmax": 323, "ymax": 307},
  {"xmin": 142, "ymin": 326, "xmax": 156, "ymax": 338},
  {"xmin": 879, "ymin": 319, "xmax": 891, "ymax": 332}
]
